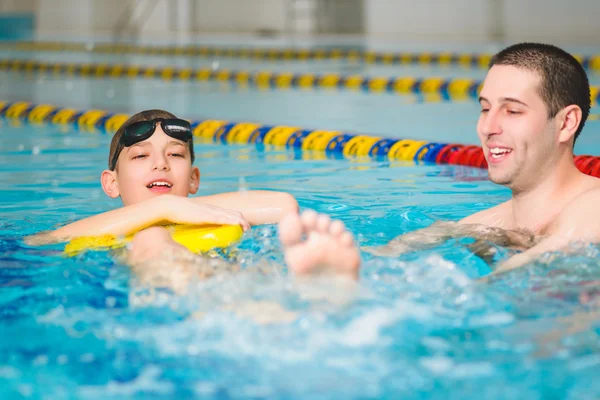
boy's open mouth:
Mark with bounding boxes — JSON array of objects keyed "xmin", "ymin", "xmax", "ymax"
[{"xmin": 147, "ymin": 180, "xmax": 173, "ymax": 192}]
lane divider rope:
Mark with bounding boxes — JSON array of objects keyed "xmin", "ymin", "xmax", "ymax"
[
  {"xmin": 2, "ymin": 100, "xmax": 600, "ymax": 177},
  {"xmin": 2, "ymin": 58, "xmax": 599, "ymax": 104},
  {"xmin": 3, "ymin": 41, "xmax": 600, "ymax": 71}
]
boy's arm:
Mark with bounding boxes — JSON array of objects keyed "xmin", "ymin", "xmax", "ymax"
[
  {"xmin": 193, "ymin": 190, "xmax": 299, "ymax": 225},
  {"xmin": 26, "ymin": 194, "xmax": 249, "ymax": 245}
]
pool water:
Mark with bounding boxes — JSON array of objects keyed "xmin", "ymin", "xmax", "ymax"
[{"xmin": 2, "ymin": 120, "xmax": 600, "ymax": 399}]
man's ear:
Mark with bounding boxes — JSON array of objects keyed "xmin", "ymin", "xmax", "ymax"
[
  {"xmin": 101, "ymin": 170, "xmax": 120, "ymax": 199},
  {"xmin": 557, "ymin": 105, "xmax": 582, "ymax": 144},
  {"xmin": 189, "ymin": 166, "xmax": 200, "ymax": 195}
]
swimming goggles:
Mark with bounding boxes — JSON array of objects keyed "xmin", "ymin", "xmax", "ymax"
[
  {"xmin": 110, "ymin": 118, "xmax": 193, "ymax": 170},
  {"xmin": 120, "ymin": 118, "xmax": 192, "ymax": 147}
]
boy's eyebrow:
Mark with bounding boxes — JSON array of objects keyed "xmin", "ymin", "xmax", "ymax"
[
  {"xmin": 126, "ymin": 141, "xmax": 187, "ymax": 152},
  {"xmin": 167, "ymin": 140, "xmax": 188, "ymax": 147},
  {"xmin": 127, "ymin": 142, "xmax": 151, "ymax": 151}
]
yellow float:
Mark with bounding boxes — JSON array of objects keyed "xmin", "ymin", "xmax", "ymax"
[{"xmin": 64, "ymin": 224, "xmax": 243, "ymax": 256}]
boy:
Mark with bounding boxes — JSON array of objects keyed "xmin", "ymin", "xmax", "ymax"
[{"xmin": 27, "ymin": 109, "xmax": 301, "ymax": 268}]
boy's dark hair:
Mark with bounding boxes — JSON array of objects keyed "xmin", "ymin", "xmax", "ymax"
[
  {"xmin": 489, "ymin": 43, "xmax": 590, "ymax": 144},
  {"xmin": 108, "ymin": 109, "xmax": 195, "ymax": 170}
]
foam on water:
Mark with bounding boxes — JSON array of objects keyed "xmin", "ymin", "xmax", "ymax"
[{"xmin": 2, "ymin": 122, "xmax": 600, "ymax": 398}]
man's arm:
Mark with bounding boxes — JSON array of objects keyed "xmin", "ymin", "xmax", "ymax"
[
  {"xmin": 491, "ymin": 235, "xmax": 566, "ymax": 274},
  {"xmin": 364, "ymin": 202, "xmax": 518, "ymax": 257},
  {"xmin": 194, "ymin": 190, "xmax": 299, "ymax": 226},
  {"xmin": 26, "ymin": 194, "xmax": 249, "ymax": 245},
  {"xmin": 363, "ymin": 221, "xmax": 460, "ymax": 256}
]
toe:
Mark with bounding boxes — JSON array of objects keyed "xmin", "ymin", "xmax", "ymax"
[
  {"xmin": 300, "ymin": 210, "xmax": 318, "ymax": 230},
  {"xmin": 329, "ymin": 220, "xmax": 345, "ymax": 237},
  {"xmin": 278, "ymin": 213, "xmax": 304, "ymax": 246},
  {"xmin": 340, "ymin": 231, "xmax": 355, "ymax": 247},
  {"xmin": 315, "ymin": 214, "xmax": 331, "ymax": 233}
]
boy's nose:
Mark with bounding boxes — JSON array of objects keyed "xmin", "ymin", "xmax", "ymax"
[{"xmin": 152, "ymin": 156, "xmax": 170, "ymax": 171}]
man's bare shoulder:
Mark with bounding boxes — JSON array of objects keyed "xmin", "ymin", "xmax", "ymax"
[
  {"xmin": 459, "ymin": 200, "xmax": 513, "ymax": 228},
  {"xmin": 553, "ymin": 185, "xmax": 600, "ymax": 236}
]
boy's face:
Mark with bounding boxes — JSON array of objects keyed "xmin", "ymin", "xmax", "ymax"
[
  {"xmin": 101, "ymin": 126, "xmax": 199, "ymax": 206},
  {"xmin": 477, "ymin": 65, "xmax": 560, "ymax": 190}
]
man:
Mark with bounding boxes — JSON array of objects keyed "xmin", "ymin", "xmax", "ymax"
[{"xmin": 279, "ymin": 42, "xmax": 600, "ymax": 278}]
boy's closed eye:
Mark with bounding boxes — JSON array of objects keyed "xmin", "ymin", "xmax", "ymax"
[{"xmin": 167, "ymin": 142, "xmax": 188, "ymax": 158}]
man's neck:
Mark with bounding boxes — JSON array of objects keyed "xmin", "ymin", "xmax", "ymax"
[{"xmin": 511, "ymin": 155, "xmax": 581, "ymax": 233}]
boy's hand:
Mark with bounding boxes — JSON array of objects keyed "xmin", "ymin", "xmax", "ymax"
[{"xmin": 160, "ymin": 195, "xmax": 250, "ymax": 231}]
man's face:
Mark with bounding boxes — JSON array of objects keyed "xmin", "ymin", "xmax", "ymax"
[
  {"xmin": 477, "ymin": 65, "xmax": 558, "ymax": 191},
  {"xmin": 110, "ymin": 126, "xmax": 199, "ymax": 206}
]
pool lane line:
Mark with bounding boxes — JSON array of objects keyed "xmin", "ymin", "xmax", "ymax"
[
  {"xmin": 2, "ymin": 100, "xmax": 600, "ymax": 177},
  {"xmin": 3, "ymin": 41, "xmax": 600, "ymax": 71},
  {"xmin": 0, "ymin": 58, "xmax": 482, "ymax": 99},
  {"xmin": 2, "ymin": 58, "xmax": 600, "ymax": 105}
]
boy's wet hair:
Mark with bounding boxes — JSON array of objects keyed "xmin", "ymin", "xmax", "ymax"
[
  {"xmin": 108, "ymin": 109, "xmax": 195, "ymax": 170},
  {"xmin": 489, "ymin": 43, "xmax": 591, "ymax": 144}
]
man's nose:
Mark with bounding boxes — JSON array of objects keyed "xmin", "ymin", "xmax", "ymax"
[{"xmin": 479, "ymin": 109, "xmax": 502, "ymax": 137}]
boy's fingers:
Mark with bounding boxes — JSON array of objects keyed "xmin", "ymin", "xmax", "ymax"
[
  {"xmin": 231, "ymin": 216, "xmax": 250, "ymax": 231},
  {"xmin": 220, "ymin": 214, "xmax": 249, "ymax": 231}
]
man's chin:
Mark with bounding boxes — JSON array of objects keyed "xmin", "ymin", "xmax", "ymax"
[{"xmin": 487, "ymin": 171, "xmax": 514, "ymax": 186}]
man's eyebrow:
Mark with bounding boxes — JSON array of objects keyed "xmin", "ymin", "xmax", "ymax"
[
  {"xmin": 500, "ymin": 97, "xmax": 529, "ymax": 107},
  {"xmin": 478, "ymin": 96, "xmax": 529, "ymax": 107}
]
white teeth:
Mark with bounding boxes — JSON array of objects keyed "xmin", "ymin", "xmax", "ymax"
[
  {"xmin": 490, "ymin": 147, "xmax": 512, "ymax": 155},
  {"xmin": 149, "ymin": 181, "xmax": 171, "ymax": 188}
]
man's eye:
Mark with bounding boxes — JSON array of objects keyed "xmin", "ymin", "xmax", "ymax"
[
  {"xmin": 480, "ymin": 108, "xmax": 489, "ymax": 113},
  {"xmin": 169, "ymin": 153, "xmax": 184, "ymax": 157},
  {"xmin": 507, "ymin": 110, "xmax": 522, "ymax": 115}
]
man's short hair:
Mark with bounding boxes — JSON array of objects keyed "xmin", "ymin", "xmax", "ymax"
[{"xmin": 489, "ymin": 43, "xmax": 591, "ymax": 143}]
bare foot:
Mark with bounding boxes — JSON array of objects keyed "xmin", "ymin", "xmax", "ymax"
[{"xmin": 278, "ymin": 211, "xmax": 361, "ymax": 280}]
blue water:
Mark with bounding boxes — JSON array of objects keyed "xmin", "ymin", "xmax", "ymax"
[
  {"xmin": 2, "ymin": 120, "xmax": 600, "ymax": 399},
  {"xmin": 3, "ymin": 40, "xmax": 600, "ymax": 399}
]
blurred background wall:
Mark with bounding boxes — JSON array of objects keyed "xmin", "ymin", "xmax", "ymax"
[{"xmin": 1, "ymin": 0, "xmax": 599, "ymax": 45}]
